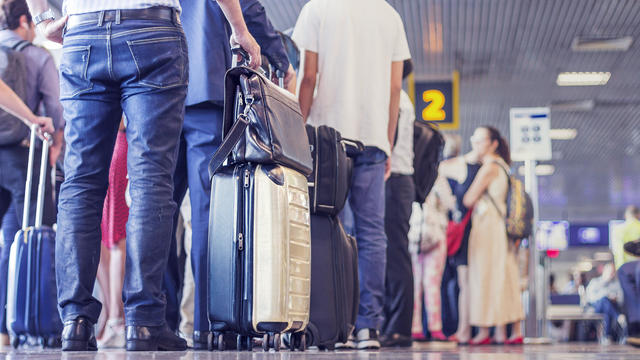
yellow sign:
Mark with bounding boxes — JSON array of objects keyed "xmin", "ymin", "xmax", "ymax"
[{"xmin": 412, "ymin": 71, "xmax": 459, "ymax": 130}]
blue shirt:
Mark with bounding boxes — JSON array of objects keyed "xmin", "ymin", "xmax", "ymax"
[{"xmin": 180, "ymin": 0, "xmax": 290, "ymax": 106}]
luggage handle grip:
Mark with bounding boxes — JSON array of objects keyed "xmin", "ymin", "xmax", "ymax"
[
  {"xmin": 231, "ymin": 45, "xmax": 250, "ymax": 68},
  {"xmin": 341, "ymin": 137, "xmax": 365, "ymax": 157},
  {"xmin": 21, "ymin": 124, "xmax": 51, "ymax": 230}
]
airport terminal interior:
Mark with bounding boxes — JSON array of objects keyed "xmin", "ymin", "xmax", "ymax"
[{"xmin": 1, "ymin": 0, "xmax": 640, "ymax": 359}]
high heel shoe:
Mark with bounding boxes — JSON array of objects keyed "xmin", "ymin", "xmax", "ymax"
[
  {"xmin": 505, "ymin": 336, "xmax": 524, "ymax": 345},
  {"xmin": 469, "ymin": 337, "xmax": 492, "ymax": 346},
  {"xmin": 430, "ymin": 331, "xmax": 447, "ymax": 341}
]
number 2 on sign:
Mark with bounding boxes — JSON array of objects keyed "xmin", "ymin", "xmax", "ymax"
[{"xmin": 422, "ymin": 90, "xmax": 446, "ymax": 121}]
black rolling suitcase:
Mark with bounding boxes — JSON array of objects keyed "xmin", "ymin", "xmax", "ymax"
[{"xmin": 305, "ymin": 214, "xmax": 359, "ymax": 349}]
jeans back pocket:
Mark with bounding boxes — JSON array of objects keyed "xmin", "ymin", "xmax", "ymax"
[
  {"xmin": 59, "ymin": 45, "xmax": 93, "ymax": 99},
  {"xmin": 127, "ymin": 36, "xmax": 186, "ymax": 89}
]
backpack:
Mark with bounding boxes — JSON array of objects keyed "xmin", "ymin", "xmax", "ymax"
[
  {"xmin": 487, "ymin": 163, "xmax": 534, "ymax": 241},
  {"xmin": 0, "ymin": 40, "xmax": 31, "ymax": 145},
  {"xmin": 412, "ymin": 120, "xmax": 444, "ymax": 203}
]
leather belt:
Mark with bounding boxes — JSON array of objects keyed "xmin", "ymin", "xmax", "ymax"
[{"xmin": 66, "ymin": 7, "xmax": 178, "ymax": 30}]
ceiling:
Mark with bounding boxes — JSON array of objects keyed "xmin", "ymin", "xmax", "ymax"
[
  {"xmin": 259, "ymin": 0, "xmax": 640, "ymax": 222},
  {"xmin": 46, "ymin": 0, "xmax": 640, "ymax": 222}
]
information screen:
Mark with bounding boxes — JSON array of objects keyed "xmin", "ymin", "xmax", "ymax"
[
  {"xmin": 536, "ymin": 221, "xmax": 569, "ymax": 250},
  {"xmin": 569, "ymin": 224, "xmax": 610, "ymax": 247}
]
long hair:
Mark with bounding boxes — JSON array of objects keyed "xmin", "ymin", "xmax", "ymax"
[{"xmin": 482, "ymin": 125, "xmax": 511, "ymax": 165}]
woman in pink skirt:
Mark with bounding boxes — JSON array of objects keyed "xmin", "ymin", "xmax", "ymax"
[{"xmin": 96, "ymin": 119, "xmax": 128, "ymax": 348}]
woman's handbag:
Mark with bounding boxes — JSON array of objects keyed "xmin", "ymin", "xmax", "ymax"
[{"xmin": 446, "ymin": 207, "xmax": 473, "ymax": 257}]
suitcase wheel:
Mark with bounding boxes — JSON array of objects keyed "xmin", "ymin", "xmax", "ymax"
[
  {"xmin": 287, "ymin": 332, "xmax": 306, "ymax": 352},
  {"xmin": 262, "ymin": 332, "xmax": 281, "ymax": 352},
  {"xmin": 211, "ymin": 332, "xmax": 226, "ymax": 351},
  {"xmin": 10, "ymin": 336, "xmax": 19, "ymax": 349},
  {"xmin": 237, "ymin": 335, "xmax": 253, "ymax": 351},
  {"xmin": 47, "ymin": 337, "xmax": 62, "ymax": 348}
]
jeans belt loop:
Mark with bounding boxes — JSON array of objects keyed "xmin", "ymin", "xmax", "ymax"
[
  {"xmin": 115, "ymin": 9, "xmax": 121, "ymax": 25},
  {"xmin": 171, "ymin": 8, "xmax": 178, "ymax": 25},
  {"xmin": 97, "ymin": 10, "xmax": 105, "ymax": 27}
]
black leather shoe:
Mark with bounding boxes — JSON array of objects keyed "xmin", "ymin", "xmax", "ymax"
[
  {"xmin": 192, "ymin": 331, "xmax": 211, "ymax": 350},
  {"xmin": 61, "ymin": 317, "xmax": 97, "ymax": 351},
  {"xmin": 126, "ymin": 324, "xmax": 187, "ymax": 351}
]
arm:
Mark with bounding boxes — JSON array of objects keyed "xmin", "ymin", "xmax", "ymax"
[
  {"xmin": 216, "ymin": 0, "xmax": 261, "ymax": 69},
  {"xmin": 241, "ymin": 1, "xmax": 294, "ymax": 90},
  {"xmin": 26, "ymin": 0, "xmax": 67, "ymax": 44},
  {"xmin": 388, "ymin": 61, "xmax": 403, "ymax": 148},
  {"xmin": 462, "ymin": 162, "xmax": 499, "ymax": 208},
  {"xmin": 298, "ymin": 50, "xmax": 318, "ymax": 122},
  {"xmin": 38, "ymin": 55, "xmax": 65, "ymax": 165},
  {"xmin": 0, "ymin": 78, "xmax": 54, "ymax": 136}
]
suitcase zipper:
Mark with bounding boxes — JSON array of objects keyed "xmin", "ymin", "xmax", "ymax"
[{"xmin": 238, "ymin": 233, "xmax": 244, "ymax": 251}]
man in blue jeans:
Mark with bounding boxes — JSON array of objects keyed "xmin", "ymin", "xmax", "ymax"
[
  {"xmin": 166, "ymin": 0, "xmax": 294, "ymax": 349},
  {"xmin": 293, "ymin": 0, "xmax": 410, "ymax": 349},
  {"xmin": 25, "ymin": 0, "xmax": 260, "ymax": 351}
]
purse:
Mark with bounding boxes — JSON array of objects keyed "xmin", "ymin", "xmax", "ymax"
[
  {"xmin": 446, "ymin": 207, "xmax": 473, "ymax": 257},
  {"xmin": 208, "ymin": 64, "xmax": 313, "ymax": 178}
]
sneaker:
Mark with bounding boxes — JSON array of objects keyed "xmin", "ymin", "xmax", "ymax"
[
  {"xmin": 97, "ymin": 319, "xmax": 125, "ymax": 349},
  {"xmin": 356, "ymin": 328, "xmax": 380, "ymax": 350},
  {"xmin": 335, "ymin": 333, "xmax": 356, "ymax": 350}
]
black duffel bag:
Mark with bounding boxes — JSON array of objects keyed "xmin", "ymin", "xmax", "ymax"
[
  {"xmin": 306, "ymin": 124, "xmax": 363, "ymax": 216},
  {"xmin": 208, "ymin": 61, "xmax": 312, "ymax": 178}
]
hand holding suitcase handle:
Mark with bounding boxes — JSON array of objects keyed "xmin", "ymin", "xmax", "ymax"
[{"xmin": 22, "ymin": 124, "xmax": 51, "ymax": 230}]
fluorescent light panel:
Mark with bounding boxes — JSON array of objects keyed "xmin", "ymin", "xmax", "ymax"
[
  {"xmin": 571, "ymin": 36, "xmax": 633, "ymax": 52},
  {"xmin": 556, "ymin": 72, "xmax": 610, "ymax": 86},
  {"xmin": 549, "ymin": 128, "xmax": 578, "ymax": 140}
]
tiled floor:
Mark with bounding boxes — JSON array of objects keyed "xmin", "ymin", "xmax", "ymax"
[{"xmin": 2, "ymin": 343, "xmax": 640, "ymax": 359}]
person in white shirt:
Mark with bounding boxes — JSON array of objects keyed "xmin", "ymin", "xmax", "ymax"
[
  {"xmin": 25, "ymin": 0, "xmax": 260, "ymax": 352},
  {"xmin": 293, "ymin": 0, "xmax": 411, "ymax": 350},
  {"xmin": 380, "ymin": 60, "xmax": 417, "ymax": 347}
]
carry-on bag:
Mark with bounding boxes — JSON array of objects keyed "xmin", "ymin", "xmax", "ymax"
[
  {"xmin": 207, "ymin": 162, "xmax": 311, "ymax": 352},
  {"xmin": 304, "ymin": 125, "xmax": 363, "ymax": 216},
  {"xmin": 208, "ymin": 47, "xmax": 313, "ymax": 179},
  {"xmin": 6, "ymin": 126, "xmax": 62, "ymax": 348},
  {"xmin": 305, "ymin": 214, "xmax": 359, "ymax": 350}
]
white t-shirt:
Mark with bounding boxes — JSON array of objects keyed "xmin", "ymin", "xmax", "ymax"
[
  {"xmin": 292, "ymin": 0, "xmax": 411, "ymax": 156},
  {"xmin": 391, "ymin": 90, "xmax": 415, "ymax": 175}
]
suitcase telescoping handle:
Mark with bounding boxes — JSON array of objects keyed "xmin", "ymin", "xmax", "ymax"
[{"xmin": 21, "ymin": 124, "xmax": 51, "ymax": 230}]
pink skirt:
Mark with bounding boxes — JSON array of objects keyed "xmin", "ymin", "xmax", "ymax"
[{"xmin": 101, "ymin": 131, "xmax": 129, "ymax": 249}]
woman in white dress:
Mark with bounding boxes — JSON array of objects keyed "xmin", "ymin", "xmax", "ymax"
[{"xmin": 462, "ymin": 126, "xmax": 524, "ymax": 345}]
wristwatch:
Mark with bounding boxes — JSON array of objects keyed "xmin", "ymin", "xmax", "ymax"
[{"xmin": 33, "ymin": 9, "xmax": 55, "ymax": 26}]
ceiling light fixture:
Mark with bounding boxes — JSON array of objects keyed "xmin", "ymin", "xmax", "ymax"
[
  {"xmin": 572, "ymin": 36, "xmax": 633, "ymax": 52},
  {"xmin": 556, "ymin": 72, "xmax": 611, "ymax": 86},
  {"xmin": 550, "ymin": 129, "xmax": 578, "ymax": 140}
]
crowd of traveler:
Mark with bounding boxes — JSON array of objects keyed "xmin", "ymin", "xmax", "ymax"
[{"xmin": 0, "ymin": 0, "xmax": 638, "ymax": 353}]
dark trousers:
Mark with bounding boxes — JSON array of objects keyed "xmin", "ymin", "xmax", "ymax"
[
  {"xmin": 618, "ymin": 261, "xmax": 640, "ymax": 335},
  {"xmin": 0, "ymin": 144, "xmax": 56, "ymax": 334},
  {"xmin": 382, "ymin": 174, "xmax": 415, "ymax": 336},
  {"xmin": 164, "ymin": 104, "xmax": 223, "ymax": 334}
]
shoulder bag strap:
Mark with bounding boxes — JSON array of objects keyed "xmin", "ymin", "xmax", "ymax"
[{"xmin": 207, "ymin": 95, "xmax": 254, "ymax": 179}]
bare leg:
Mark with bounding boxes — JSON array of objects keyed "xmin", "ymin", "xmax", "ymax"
[
  {"xmin": 453, "ymin": 265, "xmax": 470, "ymax": 342},
  {"xmin": 472, "ymin": 326, "xmax": 490, "ymax": 343},
  {"xmin": 494, "ymin": 324, "xmax": 506, "ymax": 343},
  {"xmin": 108, "ymin": 239, "xmax": 126, "ymax": 320},
  {"xmin": 96, "ymin": 242, "xmax": 111, "ymax": 339},
  {"xmin": 508, "ymin": 321, "xmax": 523, "ymax": 341}
]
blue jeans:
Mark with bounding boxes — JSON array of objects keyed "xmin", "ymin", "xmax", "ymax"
[
  {"xmin": 619, "ymin": 261, "xmax": 640, "ymax": 325},
  {"xmin": 56, "ymin": 16, "xmax": 188, "ymax": 326},
  {"xmin": 165, "ymin": 104, "xmax": 223, "ymax": 333},
  {"xmin": 590, "ymin": 297, "xmax": 621, "ymax": 337},
  {"xmin": 339, "ymin": 146, "xmax": 388, "ymax": 331}
]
